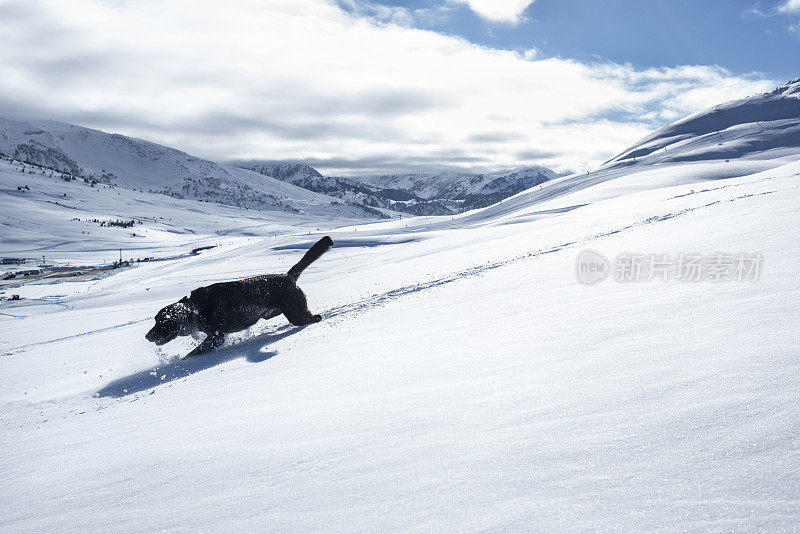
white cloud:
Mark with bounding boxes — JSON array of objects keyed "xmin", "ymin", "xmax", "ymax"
[
  {"xmin": 778, "ymin": 0, "xmax": 800, "ymax": 13},
  {"xmin": 776, "ymin": 0, "xmax": 800, "ymax": 34},
  {"xmin": 0, "ymin": 0, "xmax": 776, "ymax": 175},
  {"xmin": 452, "ymin": 0, "xmax": 535, "ymax": 23}
]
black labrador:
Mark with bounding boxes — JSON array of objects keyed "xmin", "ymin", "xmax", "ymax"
[{"xmin": 145, "ymin": 236, "xmax": 333, "ymax": 356}]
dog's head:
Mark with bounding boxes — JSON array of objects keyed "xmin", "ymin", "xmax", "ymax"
[{"xmin": 145, "ymin": 297, "xmax": 197, "ymax": 345}]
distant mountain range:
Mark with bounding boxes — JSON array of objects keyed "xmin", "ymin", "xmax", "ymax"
[
  {"xmin": 232, "ymin": 161, "xmax": 557, "ymax": 216},
  {"xmin": 4, "ymin": 76, "xmax": 800, "ymax": 222},
  {"xmin": 0, "ymin": 117, "xmax": 558, "ymax": 219}
]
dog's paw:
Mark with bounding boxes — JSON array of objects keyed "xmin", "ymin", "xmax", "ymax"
[{"xmin": 311, "ymin": 314, "xmax": 322, "ymax": 323}]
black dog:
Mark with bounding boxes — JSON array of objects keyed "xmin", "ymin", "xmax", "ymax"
[{"xmin": 145, "ymin": 236, "xmax": 333, "ymax": 356}]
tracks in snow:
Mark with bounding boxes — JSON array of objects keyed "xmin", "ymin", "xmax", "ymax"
[
  {"xmin": 316, "ymin": 187, "xmax": 788, "ymax": 323},
  {"xmin": 5, "ymin": 186, "xmax": 786, "ymax": 360},
  {"xmin": 1, "ymin": 318, "xmax": 151, "ymax": 357}
]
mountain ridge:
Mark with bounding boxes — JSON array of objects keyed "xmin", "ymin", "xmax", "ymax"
[
  {"xmin": 233, "ymin": 160, "xmax": 558, "ymax": 216},
  {"xmin": 604, "ymin": 76, "xmax": 800, "ymax": 167},
  {"xmin": 0, "ymin": 117, "xmax": 388, "ymax": 219}
]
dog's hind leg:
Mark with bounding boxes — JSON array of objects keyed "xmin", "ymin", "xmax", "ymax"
[
  {"xmin": 282, "ymin": 304, "xmax": 322, "ymax": 326},
  {"xmin": 185, "ymin": 330, "xmax": 225, "ymax": 357},
  {"xmin": 281, "ymin": 287, "xmax": 322, "ymax": 326}
]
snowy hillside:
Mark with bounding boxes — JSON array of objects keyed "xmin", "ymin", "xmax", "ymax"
[
  {"xmin": 442, "ymin": 77, "xmax": 800, "ymax": 228},
  {"xmin": 0, "ymin": 118, "xmax": 386, "ymax": 219},
  {"xmin": 235, "ymin": 161, "xmax": 557, "ymax": 215},
  {"xmin": 235, "ymin": 161, "xmax": 326, "ymax": 186},
  {"xmin": 0, "ymin": 157, "xmax": 372, "ymax": 269},
  {"xmin": 606, "ymin": 75, "xmax": 800, "ymax": 166},
  {"xmin": 2, "ymin": 79, "xmax": 800, "ymax": 531}
]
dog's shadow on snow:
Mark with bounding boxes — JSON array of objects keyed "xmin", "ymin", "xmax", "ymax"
[{"xmin": 96, "ymin": 326, "xmax": 307, "ymax": 398}]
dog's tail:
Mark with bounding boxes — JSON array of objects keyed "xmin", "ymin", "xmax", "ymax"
[{"xmin": 287, "ymin": 236, "xmax": 334, "ymax": 281}]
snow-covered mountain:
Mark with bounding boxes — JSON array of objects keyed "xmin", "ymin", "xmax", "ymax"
[
  {"xmin": 350, "ymin": 166, "xmax": 557, "ymax": 213},
  {"xmin": 2, "ymin": 79, "xmax": 800, "ymax": 532},
  {"xmin": 0, "ymin": 118, "xmax": 387, "ymax": 219},
  {"xmin": 443, "ymin": 76, "xmax": 800, "ymax": 229},
  {"xmin": 354, "ymin": 166, "xmax": 557, "ymax": 199},
  {"xmin": 605, "ymin": 75, "xmax": 800, "ymax": 167},
  {"xmin": 234, "ymin": 160, "xmax": 557, "ymax": 215},
  {"xmin": 237, "ymin": 161, "xmax": 326, "ymax": 185}
]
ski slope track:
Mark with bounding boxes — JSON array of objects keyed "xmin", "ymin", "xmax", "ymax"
[{"xmin": 1, "ymin": 79, "xmax": 800, "ymax": 532}]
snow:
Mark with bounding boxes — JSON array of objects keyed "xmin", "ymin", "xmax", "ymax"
[
  {"xmin": 605, "ymin": 76, "xmax": 800, "ymax": 167},
  {"xmin": 0, "ymin": 118, "xmax": 386, "ymax": 219},
  {"xmin": 345, "ymin": 166, "xmax": 558, "ymax": 199},
  {"xmin": 235, "ymin": 160, "xmax": 558, "ymax": 215},
  {"xmin": 1, "ymin": 83, "xmax": 800, "ymax": 531},
  {"xmin": 0, "ymin": 158, "xmax": 377, "ymax": 268}
]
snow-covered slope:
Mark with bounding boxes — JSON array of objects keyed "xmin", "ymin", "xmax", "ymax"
[
  {"xmin": 236, "ymin": 160, "xmax": 557, "ymax": 215},
  {"xmin": 1, "ymin": 79, "xmax": 800, "ymax": 531},
  {"xmin": 606, "ymin": 75, "xmax": 800, "ymax": 166},
  {"xmin": 0, "ymin": 118, "xmax": 386, "ymax": 219},
  {"xmin": 2, "ymin": 160, "xmax": 798, "ymax": 532},
  {"xmin": 424, "ymin": 77, "xmax": 800, "ymax": 229},
  {"xmin": 0, "ymin": 157, "xmax": 371, "ymax": 268}
]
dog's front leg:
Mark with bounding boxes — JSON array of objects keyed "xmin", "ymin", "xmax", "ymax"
[{"xmin": 185, "ymin": 330, "xmax": 225, "ymax": 357}]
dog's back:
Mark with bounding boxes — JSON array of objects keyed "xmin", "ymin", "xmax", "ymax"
[{"xmin": 189, "ymin": 275, "xmax": 286, "ymax": 333}]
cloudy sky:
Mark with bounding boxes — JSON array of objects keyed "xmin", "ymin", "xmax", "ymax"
[{"xmin": 0, "ymin": 0, "xmax": 798, "ymax": 175}]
